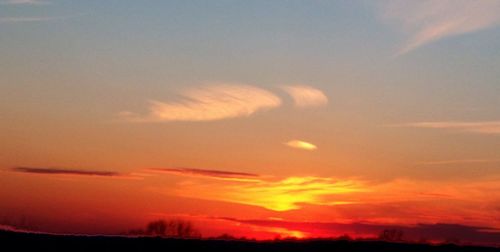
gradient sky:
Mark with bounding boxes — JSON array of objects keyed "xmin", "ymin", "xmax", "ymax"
[{"xmin": 1, "ymin": 0, "xmax": 500, "ymax": 245}]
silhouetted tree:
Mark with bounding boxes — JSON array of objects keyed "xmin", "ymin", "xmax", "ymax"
[
  {"xmin": 378, "ymin": 229, "xmax": 404, "ymax": 242},
  {"xmin": 337, "ymin": 234, "xmax": 353, "ymax": 241},
  {"xmin": 146, "ymin": 220, "xmax": 167, "ymax": 236},
  {"xmin": 215, "ymin": 233, "xmax": 237, "ymax": 240},
  {"xmin": 144, "ymin": 219, "xmax": 201, "ymax": 238},
  {"xmin": 127, "ymin": 228, "xmax": 145, "ymax": 235},
  {"xmin": 417, "ymin": 237, "xmax": 429, "ymax": 244},
  {"xmin": 444, "ymin": 237, "xmax": 461, "ymax": 245}
]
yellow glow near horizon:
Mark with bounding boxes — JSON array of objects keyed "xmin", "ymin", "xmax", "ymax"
[{"xmin": 171, "ymin": 176, "xmax": 367, "ymax": 211}]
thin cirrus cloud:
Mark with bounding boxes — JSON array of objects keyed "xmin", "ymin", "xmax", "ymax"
[
  {"xmin": 152, "ymin": 166, "xmax": 500, "ymax": 231},
  {"xmin": 418, "ymin": 159, "xmax": 500, "ymax": 166},
  {"xmin": 282, "ymin": 85, "xmax": 328, "ymax": 108},
  {"xmin": 285, "ymin": 140, "xmax": 318, "ymax": 151},
  {"xmin": 11, "ymin": 166, "xmax": 123, "ymax": 177},
  {"xmin": 394, "ymin": 121, "xmax": 500, "ymax": 134},
  {"xmin": 379, "ymin": 0, "xmax": 500, "ymax": 55},
  {"xmin": 120, "ymin": 84, "xmax": 282, "ymax": 122},
  {"xmin": 148, "ymin": 167, "xmax": 261, "ymax": 182},
  {"xmin": 158, "ymin": 172, "xmax": 366, "ymax": 211},
  {"xmin": 149, "ymin": 166, "xmax": 366, "ymax": 211},
  {"xmin": 120, "ymin": 83, "xmax": 328, "ymax": 122}
]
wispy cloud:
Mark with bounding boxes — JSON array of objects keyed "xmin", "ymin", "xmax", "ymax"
[
  {"xmin": 164, "ymin": 175, "xmax": 366, "ymax": 211},
  {"xmin": 379, "ymin": 0, "xmax": 500, "ymax": 55},
  {"xmin": 149, "ymin": 167, "xmax": 261, "ymax": 182},
  {"xmin": 285, "ymin": 140, "xmax": 317, "ymax": 151},
  {"xmin": 393, "ymin": 121, "xmax": 500, "ymax": 134},
  {"xmin": 419, "ymin": 159, "xmax": 500, "ymax": 165},
  {"xmin": 282, "ymin": 85, "xmax": 328, "ymax": 108},
  {"xmin": 1, "ymin": 0, "xmax": 49, "ymax": 5},
  {"xmin": 11, "ymin": 167, "xmax": 123, "ymax": 177},
  {"xmin": 154, "ymin": 167, "xmax": 500, "ymax": 230},
  {"xmin": 0, "ymin": 16, "xmax": 60, "ymax": 23},
  {"xmin": 120, "ymin": 84, "xmax": 281, "ymax": 122}
]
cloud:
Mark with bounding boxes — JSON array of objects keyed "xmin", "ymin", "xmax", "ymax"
[
  {"xmin": 121, "ymin": 84, "xmax": 282, "ymax": 122},
  {"xmin": 393, "ymin": 121, "xmax": 500, "ymax": 134},
  {"xmin": 379, "ymin": 0, "xmax": 500, "ymax": 55},
  {"xmin": 1, "ymin": 0, "xmax": 48, "ymax": 5},
  {"xmin": 220, "ymin": 218, "xmax": 500, "ymax": 245},
  {"xmin": 149, "ymin": 167, "xmax": 261, "ymax": 182},
  {"xmin": 11, "ymin": 167, "xmax": 123, "ymax": 177},
  {"xmin": 155, "ymin": 168, "xmax": 500, "ymax": 231},
  {"xmin": 282, "ymin": 85, "xmax": 328, "ymax": 108},
  {"xmin": 419, "ymin": 159, "xmax": 500, "ymax": 165},
  {"xmin": 285, "ymin": 140, "xmax": 317, "ymax": 151},
  {"xmin": 164, "ymin": 175, "xmax": 367, "ymax": 211}
]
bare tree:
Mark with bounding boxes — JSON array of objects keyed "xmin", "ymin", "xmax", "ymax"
[
  {"xmin": 146, "ymin": 220, "xmax": 167, "ymax": 236},
  {"xmin": 214, "ymin": 233, "xmax": 237, "ymax": 240},
  {"xmin": 378, "ymin": 229, "xmax": 404, "ymax": 242},
  {"xmin": 144, "ymin": 219, "xmax": 200, "ymax": 238},
  {"xmin": 337, "ymin": 234, "xmax": 353, "ymax": 241},
  {"xmin": 444, "ymin": 237, "xmax": 461, "ymax": 245}
]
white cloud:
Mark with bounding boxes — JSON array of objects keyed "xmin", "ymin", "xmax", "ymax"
[
  {"xmin": 394, "ymin": 121, "xmax": 500, "ymax": 134},
  {"xmin": 121, "ymin": 83, "xmax": 282, "ymax": 122},
  {"xmin": 282, "ymin": 85, "xmax": 328, "ymax": 108},
  {"xmin": 285, "ymin": 140, "xmax": 317, "ymax": 151},
  {"xmin": 379, "ymin": 0, "xmax": 500, "ymax": 55}
]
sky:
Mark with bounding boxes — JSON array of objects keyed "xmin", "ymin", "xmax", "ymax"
[{"xmin": 1, "ymin": 0, "xmax": 500, "ymax": 245}]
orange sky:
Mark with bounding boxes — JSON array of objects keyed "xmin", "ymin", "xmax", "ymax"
[
  {"xmin": 1, "ymin": 165, "xmax": 499, "ymax": 244},
  {"xmin": 1, "ymin": 0, "xmax": 500, "ymax": 246}
]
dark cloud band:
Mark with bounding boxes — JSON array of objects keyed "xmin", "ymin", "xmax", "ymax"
[
  {"xmin": 12, "ymin": 167, "xmax": 121, "ymax": 177},
  {"xmin": 220, "ymin": 217, "xmax": 500, "ymax": 245},
  {"xmin": 151, "ymin": 167, "xmax": 259, "ymax": 179}
]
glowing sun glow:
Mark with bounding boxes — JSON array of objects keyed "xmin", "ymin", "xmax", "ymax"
[{"xmin": 168, "ymin": 176, "xmax": 366, "ymax": 211}]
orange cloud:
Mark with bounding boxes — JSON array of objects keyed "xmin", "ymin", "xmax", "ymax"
[
  {"xmin": 120, "ymin": 83, "xmax": 281, "ymax": 122},
  {"xmin": 152, "ymin": 168, "xmax": 500, "ymax": 229},
  {"xmin": 163, "ymin": 175, "xmax": 367, "ymax": 211},
  {"xmin": 282, "ymin": 85, "xmax": 328, "ymax": 108},
  {"xmin": 418, "ymin": 159, "xmax": 500, "ymax": 165},
  {"xmin": 393, "ymin": 121, "xmax": 500, "ymax": 134}
]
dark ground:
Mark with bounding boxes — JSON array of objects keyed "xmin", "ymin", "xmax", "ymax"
[{"xmin": 1, "ymin": 230, "xmax": 499, "ymax": 252}]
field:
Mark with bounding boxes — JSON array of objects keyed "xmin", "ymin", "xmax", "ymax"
[{"xmin": 1, "ymin": 230, "xmax": 499, "ymax": 252}]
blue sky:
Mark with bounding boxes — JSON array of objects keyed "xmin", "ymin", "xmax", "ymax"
[{"xmin": 1, "ymin": 0, "xmax": 500, "ymax": 179}]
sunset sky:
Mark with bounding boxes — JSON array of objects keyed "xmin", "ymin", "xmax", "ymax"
[{"xmin": 1, "ymin": 0, "xmax": 500, "ymax": 245}]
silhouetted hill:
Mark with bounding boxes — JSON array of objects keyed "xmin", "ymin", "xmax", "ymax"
[{"xmin": 0, "ymin": 230, "xmax": 498, "ymax": 252}]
